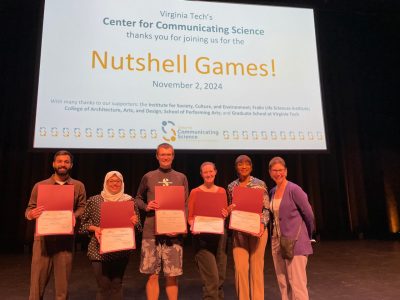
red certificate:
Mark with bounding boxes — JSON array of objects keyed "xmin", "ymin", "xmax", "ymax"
[
  {"xmin": 192, "ymin": 191, "xmax": 227, "ymax": 234},
  {"xmin": 36, "ymin": 184, "xmax": 74, "ymax": 236},
  {"xmin": 156, "ymin": 186, "xmax": 186, "ymax": 210},
  {"xmin": 155, "ymin": 186, "xmax": 187, "ymax": 235},
  {"xmin": 193, "ymin": 191, "xmax": 227, "ymax": 218},
  {"xmin": 100, "ymin": 201, "xmax": 136, "ymax": 254},
  {"xmin": 229, "ymin": 186, "xmax": 264, "ymax": 235},
  {"xmin": 231, "ymin": 186, "xmax": 264, "ymax": 213}
]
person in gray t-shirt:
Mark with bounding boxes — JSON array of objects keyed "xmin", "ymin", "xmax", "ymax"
[{"xmin": 135, "ymin": 143, "xmax": 188, "ymax": 300}]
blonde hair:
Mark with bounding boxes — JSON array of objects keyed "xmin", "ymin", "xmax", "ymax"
[{"xmin": 200, "ymin": 161, "xmax": 216, "ymax": 173}]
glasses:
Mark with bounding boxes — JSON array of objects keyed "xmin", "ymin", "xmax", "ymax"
[
  {"xmin": 108, "ymin": 180, "xmax": 122, "ymax": 184},
  {"xmin": 271, "ymin": 169, "xmax": 285, "ymax": 173}
]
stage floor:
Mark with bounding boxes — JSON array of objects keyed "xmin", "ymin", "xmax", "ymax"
[{"xmin": 1, "ymin": 240, "xmax": 399, "ymax": 299}]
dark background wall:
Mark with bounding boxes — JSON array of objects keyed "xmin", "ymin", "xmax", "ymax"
[{"xmin": 1, "ymin": 0, "xmax": 399, "ymax": 252}]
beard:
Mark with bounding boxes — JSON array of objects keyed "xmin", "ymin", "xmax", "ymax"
[{"xmin": 54, "ymin": 166, "xmax": 71, "ymax": 177}]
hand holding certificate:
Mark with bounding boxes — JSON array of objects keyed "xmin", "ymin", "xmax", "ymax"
[
  {"xmin": 229, "ymin": 186, "xmax": 263, "ymax": 235},
  {"xmin": 36, "ymin": 185, "xmax": 74, "ymax": 236},
  {"xmin": 155, "ymin": 186, "xmax": 187, "ymax": 235},
  {"xmin": 192, "ymin": 191, "xmax": 227, "ymax": 234},
  {"xmin": 100, "ymin": 201, "xmax": 136, "ymax": 254}
]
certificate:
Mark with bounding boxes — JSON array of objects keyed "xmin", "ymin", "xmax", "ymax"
[
  {"xmin": 100, "ymin": 201, "xmax": 135, "ymax": 228},
  {"xmin": 155, "ymin": 186, "xmax": 187, "ymax": 234},
  {"xmin": 36, "ymin": 210, "xmax": 74, "ymax": 235},
  {"xmin": 229, "ymin": 186, "xmax": 264, "ymax": 234},
  {"xmin": 231, "ymin": 186, "xmax": 264, "ymax": 213},
  {"xmin": 193, "ymin": 216, "xmax": 224, "ymax": 234},
  {"xmin": 35, "ymin": 184, "xmax": 74, "ymax": 236},
  {"xmin": 229, "ymin": 210, "xmax": 261, "ymax": 235},
  {"xmin": 100, "ymin": 227, "xmax": 135, "ymax": 254},
  {"xmin": 192, "ymin": 191, "xmax": 227, "ymax": 234},
  {"xmin": 100, "ymin": 201, "xmax": 136, "ymax": 253},
  {"xmin": 155, "ymin": 210, "xmax": 187, "ymax": 234},
  {"xmin": 155, "ymin": 186, "xmax": 186, "ymax": 209}
]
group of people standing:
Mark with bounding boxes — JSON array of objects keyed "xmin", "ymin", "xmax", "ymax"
[{"xmin": 25, "ymin": 144, "xmax": 315, "ymax": 300}]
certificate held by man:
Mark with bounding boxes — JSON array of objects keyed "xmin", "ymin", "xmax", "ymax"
[
  {"xmin": 229, "ymin": 186, "xmax": 263, "ymax": 235},
  {"xmin": 36, "ymin": 185, "xmax": 74, "ymax": 236},
  {"xmin": 100, "ymin": 201, "xmax": 136, "ymax": 254},
  {"xmin": 192, "ymin": 191, "xmax": 227, "ymax": 234},
  {"xmin": 155, "ymin": 186, "xmax": 187, "ymax": 235}
]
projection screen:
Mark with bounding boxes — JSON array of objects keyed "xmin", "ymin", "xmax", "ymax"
[{"xmin": 33, "ymin": 0, "xmax": 326, "ymax": 150}]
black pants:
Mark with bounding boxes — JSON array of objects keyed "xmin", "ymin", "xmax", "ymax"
[
  {"xmin": 91, "ymin": 258, "xmax": 129, "ymax": 300},
  {"xmin": 193, "ymin": 232, "xmax": 228, "ymax": 300}
]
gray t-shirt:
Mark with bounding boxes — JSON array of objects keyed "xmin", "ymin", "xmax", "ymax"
[{"xmin": 135, "ymin": 168, "xmax": 189, "ymax": 239}]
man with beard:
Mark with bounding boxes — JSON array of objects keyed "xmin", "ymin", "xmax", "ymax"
[{"xmin": 25, "ymin": 150, "xmax": 86, "ymax": 300}]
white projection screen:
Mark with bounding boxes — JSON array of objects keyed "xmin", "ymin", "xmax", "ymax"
[{"xmin": 33, "ymin": 0, "xmax": 327, "ymax": 151}]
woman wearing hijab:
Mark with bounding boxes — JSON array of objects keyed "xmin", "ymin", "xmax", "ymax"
[{"xmin": 80, "ymin": 171, "xmax": 141, "ymax": 300}]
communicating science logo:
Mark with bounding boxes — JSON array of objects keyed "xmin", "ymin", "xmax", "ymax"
[{"xmin": 161, "ymin": 120, "xmax": 177, "ymax": 142}]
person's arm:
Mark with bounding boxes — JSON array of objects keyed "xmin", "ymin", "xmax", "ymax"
[
  {"xmin": 227, "ymin": 182, "xmax": 234, "ymax": 205},
  {"xmin": 25, "ymin": 183, "xmax": 44, "ymax": 220},
  {"xmin": 187, "ymin": 189, "xmax": 195, "ymax": 226},
  {"xmin": 135, "ymin": 175, "xmax": 149, "ymax": 211},
  {"xmin": 183, "ymin": 175, "xmax": 189, "ymax": 200},
  {"xmin": 79, "ymin": 197, "xmax": 94, "ymax": 235},
  {"xmin": 256, "ymin": 184, "xmax": 269, "ymax": 237},
  {"xmin": 87, "ymin": 225, "xmax": 101, "ymax": 242},
  {"xmin": 261, "ymin": 182, "xmax": 270, "ymax": 229},
  {"xmin": 73, "ymin": 182, "xmax": 87, "ymax": 219},
  {"xmin": 248, "ymin": 180, "xmax": 269, "ymax": 237},
  {"xmin": 79, "ymin": 197, "xmax": 101, "ymax": 242},
  {"xmin": 132, "ymin": 200, "xmax": 143, "ymax": 232},
  {"xmin": 183, "ymin": 175, "xmax": 189, "ymax": 219},
  {"xmin": 291, "ymin": 185, "xmax": 315, "ymax": 238}
]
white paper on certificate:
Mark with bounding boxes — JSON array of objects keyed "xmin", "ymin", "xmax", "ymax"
[
  {"xmin": 100, "ymin": 227, "xmax": 135, "ymax": 254},
  {"xmin": 155, "ymin": 210, "xmax": 187, "ymax": 234},
  {"xmin": 229, "ymin": 210, "xmax": 261, "ymax": 235},
  {"xmin": 36, "ymin": 210, "xmax": 73, "ymax": 235},
  {"xmin": 193, "ymin": 216, "xmax": 224, "ymax": 234}
]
